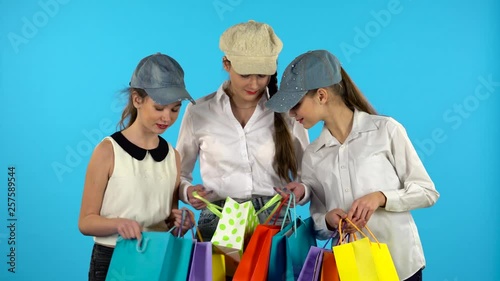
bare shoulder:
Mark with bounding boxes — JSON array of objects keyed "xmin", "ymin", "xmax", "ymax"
[
  {"xmin": 173, "ymin": 148, "xmax": 181, "ymax": 163},
  {"xmin": 92, "ymin": 138, "xmax": 114, "ymax": 161}
]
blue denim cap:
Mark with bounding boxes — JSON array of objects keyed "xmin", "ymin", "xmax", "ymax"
[
  {"xmin": 130, "ymin": 53, "xmax": 195, "ymax": 105},
  {"xmin": 265, "ymin": 50, "xmax": 341, "ymax": 113}
]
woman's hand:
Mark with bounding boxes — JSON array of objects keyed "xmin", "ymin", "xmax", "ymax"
[
  {"xmin": 325, "ymin": 208, "xmax": 366, "ymax": 234},
  {"xmin": 170, "ymin": 208, "xmax": 195, "ymax": 236},
  {"xmin": 347, "ymin": 191, "xmax": 387, "ymax": 225},
  {"xmin": 274, "ymin": 182, "xmax": 306, "ymax": 205},
  {"xmin": 187, "ymin": 185, "xmax": 213, "ymax": 210},
  {"xmin": 115, "ymin": 218, "xmax": 142, "ymax": 240}
]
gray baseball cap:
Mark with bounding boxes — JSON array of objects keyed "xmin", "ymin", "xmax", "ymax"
[
  {"xmin": 266, "ymin": 50, "xmax": 341, "ymax": 113},
  {"xmin": 130, "ymin": 53, "xmax": 195, "ymax": 105}
]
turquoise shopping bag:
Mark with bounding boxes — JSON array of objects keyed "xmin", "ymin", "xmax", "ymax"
[
  {"xmin": 267, "ymin": 194, "xmax": 317, "ymax": 281},
  {"xmin": 106, "ymin": 214, "xmax": 194, "ymax": 281}
]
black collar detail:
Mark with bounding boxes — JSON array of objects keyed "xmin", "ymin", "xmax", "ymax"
[{"xmin": 111, "ymin": 132, "xmax": 169, "ymax": 162}]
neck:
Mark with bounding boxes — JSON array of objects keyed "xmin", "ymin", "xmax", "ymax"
[
  {"xmin": 122, "ymin": 124, "xmax": 159, "ymax": 149},
  {"xmin": 323, "ymin": 103, "xmax": 354, "ymax": 144}
]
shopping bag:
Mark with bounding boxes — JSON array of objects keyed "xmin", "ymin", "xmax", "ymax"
[
  {"xmin": 320, "ymin": 251, "xmax": 340, "ymax": 281},
  {"xmin": 211, "ymin": 197, "xmax": 259, "ymax": 257},
  {"xmin": 297, "ymin": 246, "xmax": 324, "ymax": 281},
  {"xmin": 192, "ymin": 192, "xmax": 259, "ymax": 268},
  {"xmin": 332, "ymin": 218, "xmax": 399, "ymax": 281},
  {"xmin": 268, "ymin": 194, "xmax": 318, "ymax": 281},
  {"xmin": 213, "ymin": 253, "xmax": 226, "ymax": 281},
  {"xmin": 188, "ymin": 241, "xmax": 212, "ymax": 281},
  {"xmin": 105, "ymin": 230, "xmax": 193, "ymax": 281},
  {"xmin": 297, "ymin": 228, "xmax": 340, "ymax": 281},
  {"xmin": 193, "ymin": 192, "xmax": 281, "ymax": 277},
  {"xmin": 188, "ymin": 212, "xmax": 227, "ymax": 281},
  {"xmin": 233, "ymin": 195, "xmax": 284, "ymax": 281}
]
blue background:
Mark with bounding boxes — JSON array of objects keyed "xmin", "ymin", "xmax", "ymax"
[{"xmin": 1, "ymin": 0, "xmax": 499, "ymax": 280}]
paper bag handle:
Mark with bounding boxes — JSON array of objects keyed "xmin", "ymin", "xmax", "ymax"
[
  {"xmin": 338, "ymin": 218, "xmax": 381, "ymax": 247},
  {"xmin": 192, "ymin": 191, "xmax": 223, "ymax": 218}
]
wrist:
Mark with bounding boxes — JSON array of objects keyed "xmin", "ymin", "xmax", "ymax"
[{"xmin": 379, "ymin": 191, "xmax": 387, "ymax": 207}]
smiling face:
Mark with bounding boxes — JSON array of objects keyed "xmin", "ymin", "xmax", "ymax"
[
  {"xmin": 134, "ymin": 92, "xmax": 181, "ymax": 134},
  {"xmin": 224, "ymin": 59, "xmax": 271, "ymax": 105}
]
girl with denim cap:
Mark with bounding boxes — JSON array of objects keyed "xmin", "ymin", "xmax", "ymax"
[
  {"xmin": 78, "ymin": 53, "xmax": 196, "ymax": 281},
  {"xmin": 176, "ymin": 20, "xmax": 309, "ymax": 241},
  {"xmin": 266, "ymin": 50, "xmax": 439, "ymax": 281}
]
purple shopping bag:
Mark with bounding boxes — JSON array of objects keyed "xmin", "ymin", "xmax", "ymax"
[
  {"xmin": 297, "ymin": 246, "xmax": 326, "ymax": 281},
  {"xmin": 188, "ymin": 241, "xmax": 212, "ymax": 281}
]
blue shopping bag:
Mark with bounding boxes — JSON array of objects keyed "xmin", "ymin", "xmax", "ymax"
[
  {"xmin": 267, "ymin": 194, "xmax": 317, "ymax": 281},
  {"xmin": 106, "ymin": 213, "xmax": 195, "ymax": 281}
]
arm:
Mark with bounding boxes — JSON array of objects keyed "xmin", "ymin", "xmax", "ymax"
[
  {"xmin": 176, "ymin": 104, "xmax": 200, "ymax": 204},
  {"xmin": 78, "ymin": 139, "xmax": 142, "ymax": 239},
  {"xmin": 167, "ymin": 149, "xmax": 194, "ymax": 235},
  {"xmin": 347, "ymin": 121, "xmax": 440, "ymax": 223},
  {"xmin": 383, "ymin": 121, "xmax": 440, "ymax": 212},
  {"xmin": 283, "ymin": 117, "xmax": 311, "ymax": 204}
]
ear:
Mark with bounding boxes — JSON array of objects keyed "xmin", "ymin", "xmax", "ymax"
[
  {"xmin": 316, "ymin": 88, "xmax": 329, "ymax": 105},
  {"xmin": 222, "ymin": 56, "xmax": 231, "ymax": 72},
  {"xmin": 132, "ymin": 91, "xmax": 144, "ymax": 108}
]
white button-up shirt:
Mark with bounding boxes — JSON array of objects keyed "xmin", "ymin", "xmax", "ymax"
[
  {"xmin": 176, "ymin": 82, "xmax": 309, "ymax": 203},
  {"xmin": 303, "ymin": 109, "xmax": 439, "ymax": 280}
]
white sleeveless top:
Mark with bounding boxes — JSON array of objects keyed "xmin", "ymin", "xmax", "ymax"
[{"xmin": 94, "ymin": 132, "xmax": 177, "ymax": 246}]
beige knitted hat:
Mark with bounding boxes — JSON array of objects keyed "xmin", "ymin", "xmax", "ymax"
[{"xmin": 219, "ymin": 20, "xmax": 283, "ymax": 75}]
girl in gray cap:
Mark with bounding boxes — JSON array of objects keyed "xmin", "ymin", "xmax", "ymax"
[
  {"xmin": 266, "ymin": 50, "xmax": 439, "ymax": 281},
  {"xmin": 78, "ymin": 53, "xmax": 196, "ymax": 281},
  {"xmin": 176, "ymin": 20, "xmax": 309, "ymax": 242}
]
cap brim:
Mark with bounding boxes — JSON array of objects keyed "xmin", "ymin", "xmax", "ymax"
[
  {"xmin": 265, "ymin": 89, "xmax": 307, "ymax": 113},
  {"xmin": 144, "ymin": 87, "xmax": 196, "ymax": 105}
]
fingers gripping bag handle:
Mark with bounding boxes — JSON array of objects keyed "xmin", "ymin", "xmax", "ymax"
[{"xmin": 192, "ymin": 191, "xmax": 223, "ymax": 218}]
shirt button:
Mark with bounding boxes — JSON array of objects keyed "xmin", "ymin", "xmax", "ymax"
[
  {"xmin": 344, "ymin": 188, "xmax": 350, "ymax": 192},
  {"xmin": 340, "ymin": 165, "xmax": 346, "ymax": 169}
]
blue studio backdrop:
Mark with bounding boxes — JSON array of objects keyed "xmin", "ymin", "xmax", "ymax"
[{"xmin": 1, "ymin": 0, "xmax": 499, "ymax": 280}]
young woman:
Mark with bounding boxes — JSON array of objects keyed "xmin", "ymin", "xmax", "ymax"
[
  {"xmin": 176, "ymin": 20, "xmax": 309, "ymax": 241},
  {"xmin": 78, "ymin": 53, "xmax": 195, "ymax": 281},
  {"xmin": 266, "ymin": 50, "xmax": 440, "ymax": 281}
]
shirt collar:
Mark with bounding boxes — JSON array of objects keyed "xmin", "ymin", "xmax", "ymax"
[
  {"xmin": 111, "ymin": 131, "xmax": 169, "ymax": 162},
  {"xmin": 312, "ymin": 109, "xmax": 379, "ymax": 152}
]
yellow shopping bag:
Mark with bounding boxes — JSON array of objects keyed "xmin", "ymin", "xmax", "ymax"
[
  {"xmin": 332, "ymin": 218, "xmax": 399, "ymax": 281},
  {"xmin": 212, "ymin": 253, "xmax": 226, "ymax": 281}
]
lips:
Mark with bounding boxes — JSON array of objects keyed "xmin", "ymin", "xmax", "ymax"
[
  {"xmin": 157, "ymin": 124, "xmax": 168, "ymax": 129},
  {"xmin": 246, "ymin": 90, "xmax": 258, "ymax": 95}
]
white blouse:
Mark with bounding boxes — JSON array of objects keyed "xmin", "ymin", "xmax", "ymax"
[
  {"xmin": 303, "ymin": 109, "xmax": 439, "ymax": 280},
  {"xmin": 176, "ymin": 82, "xmax": 309, "ymax": 203}
]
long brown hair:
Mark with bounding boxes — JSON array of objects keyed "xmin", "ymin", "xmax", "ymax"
[
  {"xmin": 117, "ymin": 88, "xmax": 148, "ymax": 130},
  {"xmin": 310, "ymin": 67, "xmax": 377, "ymax": 114},
  {"xmin": 268, "ymin": 73, "xmax": 298, "ymax": 182}
]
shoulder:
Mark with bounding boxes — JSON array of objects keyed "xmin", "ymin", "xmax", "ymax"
[
  {"xmin": 365, "ymin": 113, "xmax": 405, "ymax": 134},
  {"xmin": 89, "ymin": 137, "xmax": 115, "ymax": 166},
  {"xmin": 189, "ymin": 92, "xmax": 218, "ymax": 109}
]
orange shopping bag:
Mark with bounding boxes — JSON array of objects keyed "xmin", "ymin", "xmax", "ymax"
[{"xmin": 233, "ymin": 194, "xmax": 284, "ymax": 281}]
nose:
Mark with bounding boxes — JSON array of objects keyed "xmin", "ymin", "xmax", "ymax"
[
  {"xmin": 248, "ymin": 76, "xmax": 258, "ymax": 89},
  {"xmin": 161, "ymin": 111, "xmax": 171, "ymax": 124}
]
